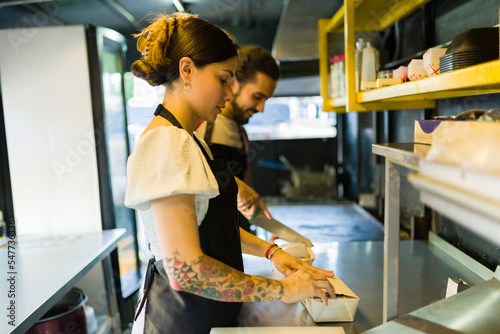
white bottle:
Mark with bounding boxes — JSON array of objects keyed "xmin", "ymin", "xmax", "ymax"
[
  {"xmin": 361, "ymin": 41, "xmax": 377, "ymax": 86},
  {"xmin": 355, "ymin": 38, "xmax": 365, "ymax": 92}
]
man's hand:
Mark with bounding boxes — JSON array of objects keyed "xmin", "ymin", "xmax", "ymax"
[
  {"xmin": 234, "ymin": 177, "xmax": 272, "ymax": 220},
  {"xmin": 270, "ymin": 248, "xmax": 335, "ymax": 280}
]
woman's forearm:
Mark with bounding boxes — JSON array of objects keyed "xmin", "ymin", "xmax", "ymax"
[
  {"xmin": 164, "ymin": 252, "xmax": 283, "ymax": 302},
  {"xmin": 240, "ymin": 227, "xmax": 271, "ymax": 257}
]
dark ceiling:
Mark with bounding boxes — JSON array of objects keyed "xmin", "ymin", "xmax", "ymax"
[
  {"xmin": 0, "ymin": 0, "xmax": 286, "ymax": 62},
  {"xmin": 0, "ymin": 0, "xmax": 342, "ymax": 80}
]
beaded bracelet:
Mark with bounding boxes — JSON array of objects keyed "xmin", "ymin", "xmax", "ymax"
[
  {"xmin": 267, "ymin": 246, "xmax": 282, "ymax": 260},
  {"xmin": 265, "ymin": 243, "xmax": 277, "ymax": 259}
]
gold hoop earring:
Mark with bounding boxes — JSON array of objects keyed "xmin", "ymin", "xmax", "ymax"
[{"xmin": 184, "ymin": 81, "xmax": 190, "ymax": 90}]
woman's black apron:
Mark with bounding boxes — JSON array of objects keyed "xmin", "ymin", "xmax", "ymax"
[{"xmin": 138, "ymin": 104, "xmax": 244, "ymax": 333}]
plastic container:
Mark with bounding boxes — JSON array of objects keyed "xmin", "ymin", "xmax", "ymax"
[
  {"xmin": 361, "ymin": 41, "xmax": 377, "ymax": 83},
  {"xmin": 377, "ymin": 70, "xmax": 393, "ymax": 79},
  {"xmin": 329, "ymin": 54, "xmax": 346, "ymax": 98}
]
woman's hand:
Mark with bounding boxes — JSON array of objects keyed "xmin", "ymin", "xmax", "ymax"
[
  {"xmin": 280, "ymin": 269, "xmax": 335, "ymax": 306},
  {"xmin": 270, "ymin": 248, "xmax": 334, "ymax": 279},
  {"xmin": 234, "ymin": 177, "xmax": 272, "ymax": 220}
]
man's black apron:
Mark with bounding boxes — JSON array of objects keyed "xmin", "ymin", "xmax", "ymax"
[
  {"xmin": 138, "ymin": 104, "xmax": 244, "ymax": 333},
  {"xmin": 202, "ymin": 122, "xmax": 248, "ymax": 181},
  {"xmin": 203, "ymin": 122, "xmax": 254, "ymax": 234}
]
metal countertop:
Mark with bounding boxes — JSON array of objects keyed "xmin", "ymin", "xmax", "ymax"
[{"xmin": 239, "ymin": 239, "xmax": 486, "ymax": 333}]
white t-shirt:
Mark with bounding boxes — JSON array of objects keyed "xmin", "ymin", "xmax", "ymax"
[
  {"xmin": 196, "ymin": 115, "xmax": 245, "ymax": 149},
  {"xmin": 124, "ymin": 126, "xmax": 219, "ymax": 260}
]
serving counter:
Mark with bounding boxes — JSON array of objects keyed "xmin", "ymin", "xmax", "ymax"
[
  {"xmin": 0, "ymin": 229, "xmax": 125, "ymax": 334},
  {"xmin": 238, "ymin": 237, "xmax": 486, "ymax": 333}
]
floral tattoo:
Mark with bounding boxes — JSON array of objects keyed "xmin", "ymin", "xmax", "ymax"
[{"xmin": 164, "ymin": 252, "xmax": 284, "ymax": 302}]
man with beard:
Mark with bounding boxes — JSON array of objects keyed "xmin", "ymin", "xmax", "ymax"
[{"xmin": 196, "ymin": 45, "xmax": 279, "ymax": 233}]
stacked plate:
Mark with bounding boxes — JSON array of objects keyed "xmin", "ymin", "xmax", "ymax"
[
  {"xmin": 440, "ymin": 27, "xmax": 499, "ymax": 73},
  {"xmin": 440, "ymin": 51, "xmax": 498, "ymax": 73}
]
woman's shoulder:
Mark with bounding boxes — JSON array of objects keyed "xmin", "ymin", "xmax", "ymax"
[
  {"xmin": 137, "ymin": 125, "xmax": 190, "ymax": 146},
  {"xmin": 129, "ymin": 126, "xmax": 198, "ymax": 165}
]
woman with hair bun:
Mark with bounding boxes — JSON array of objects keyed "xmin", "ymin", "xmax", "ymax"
[{"xmin": 125, "ymin": 12, "xmax": 334, "ymax": 333}]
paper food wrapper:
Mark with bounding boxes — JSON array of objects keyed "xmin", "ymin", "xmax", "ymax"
[
  {"xmin": 303, "ymin": 276, "xmax": 359, "ymax": 322},
  {"xmin": 393, "ymin": 65, "xmax": 408, "ymax": 80},
  {"xmin": 423, "ymin": 48, "xmax": 447, "ymax": 76},
  {"xmin": 425, "ymin": 121, "xmax": 500, "ymax": 176},
  {"xmin": 408, "ymin": 59, "xmax": 428, "ymax": 81}
]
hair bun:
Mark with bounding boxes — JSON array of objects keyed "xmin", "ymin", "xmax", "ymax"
[
  {"xmin": 131, "ymin": 59, "xmax": 166, "ymax": 86},
  {"xmin": 131, "ymin": 12, "xmax": 237, "ymax": 86}
]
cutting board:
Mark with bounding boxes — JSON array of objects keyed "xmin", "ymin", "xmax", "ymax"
[{"xmin": 210, "ymin": 326, "xmax": 345, "ymax": 333}]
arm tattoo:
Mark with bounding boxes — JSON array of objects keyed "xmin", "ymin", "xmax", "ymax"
[{"xmin": 164, "ymin": 252, "xmax": 284, "ymax": 302}]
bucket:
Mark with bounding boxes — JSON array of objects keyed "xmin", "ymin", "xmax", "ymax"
[{"xmin": 27, "ymin": 288, "xmax": 88, "ymax": 334}]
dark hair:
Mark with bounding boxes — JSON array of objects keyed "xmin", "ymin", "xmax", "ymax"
[
  {"xmin": 235, "ymin": 45, "xmax": 280, "ymax": 84},
  {"xmin": 131, "ymin": 12, "xmax": 238, "ymax": 87},
  {"xmin": 222, "ymin": 29, "xmax": 240, "ymax": 50}
]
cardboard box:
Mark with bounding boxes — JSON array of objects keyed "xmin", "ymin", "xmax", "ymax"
[
  {"xmin": 376, "ymin": 78, "xmax": 402, "ymax": 88},
  {"xmin": 414, "ymin": 120, "xmax": 442, "ymax": 144},
  {"xmin": 360, "ymin": 81, "xmax": 377, "ymax": 91},
  {"xmin": 303, "ymin": 276, "xmax": 359, "ymax": 322}
]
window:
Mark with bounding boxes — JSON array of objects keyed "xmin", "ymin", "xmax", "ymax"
[{"xmin": 244, "ymin": 96, "xmax": 337, "ymax": 140}]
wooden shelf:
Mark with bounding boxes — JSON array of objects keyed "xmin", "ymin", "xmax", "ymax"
[
  {"xmin": 324, "ymin": 59, "xmax": 500, "ymax": 111},
  {"xmin": 319, "ymin": 1, "xmax": 500, "ymax": 113},
  {"xmin": 359, "ymin": 59, "xmax": 500, "ymax": 102}
]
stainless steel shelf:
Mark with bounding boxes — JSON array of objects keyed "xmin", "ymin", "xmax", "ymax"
[
  {"xmin": 409, "ymin": 173, "xmax": 500, "ymax": 248},
  {"xmin": 372, "ymin": 142, "xmax": 431, "ymax": 322},
  {"xmin": 0, "ymin": 229, "xmax": 125, "ymax": 334},
  {"xmin": 372, "ymin": 142, "xmax": 499, "ymax": 332},
  {"xmin": 371, "ymin": 143, "xmax": 430, "ymax": 171}
]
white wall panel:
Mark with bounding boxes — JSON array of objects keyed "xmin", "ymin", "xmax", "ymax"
[{"xmin": 0, "ymin": 25, "xmax": 102, "ymax": 236}]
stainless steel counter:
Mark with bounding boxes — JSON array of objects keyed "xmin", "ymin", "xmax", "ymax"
[
  {"xmin": 239, "ymin": 239, "xmax": 486, "ymax": 333},
  {"xmin": 365, "ymin": 269, "xmax": 500, "ymax": 333},
  {"xmin": 0, "ymin": 229, "xmax": 125, "ymax": 334}
]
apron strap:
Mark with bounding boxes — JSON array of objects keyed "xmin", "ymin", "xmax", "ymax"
[
  {"xmin": 193, "ymin": 135, "xmax": 212, "ymax": 161},
  {"xmin": 204, "ymin": 122, "xmax": 215, "ymax": 146},
  {"xmin": 134, "ymin": 257, "xmax": 156, "ymax": 321},
  {"xmin": 154, "ymin": 104, "xmax": 212, "ymax": 160},
  {"xmin": 154, "ymin": 104, "xmax": 184, "ymax": 129}
]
